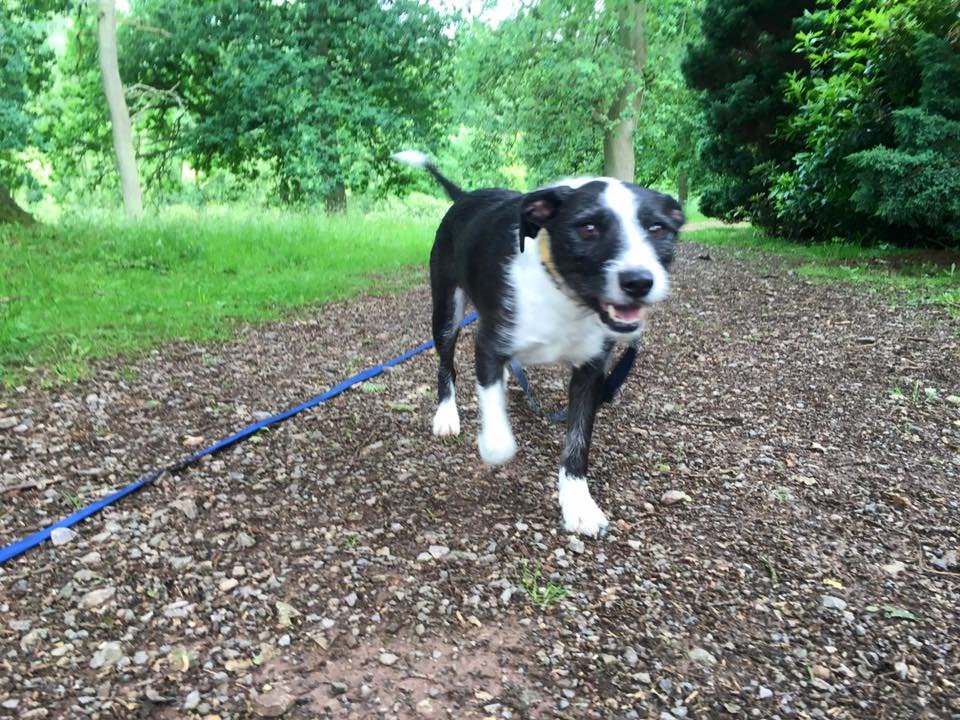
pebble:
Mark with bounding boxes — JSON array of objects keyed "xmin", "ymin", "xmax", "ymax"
[
  {"xmin": 821, "ymin": 595, "xmax": 847, "ymax": 611},
  {"xmin": 89, "ymin": 641, "xmax": 124, "ymax": 669},
  {"xmin": 251, "ymin": 688, "xmax": 295, "ymax": 718},
  {"xmin": 79, "ymin": 586, "xmax": 116, "ymax": 610},
  {"xmin": 758, "ymin": 686, "xmax": 773, "ymax": 699},
  {"xmin": 378, "ymin": 652, "xmax": 399, "ymax": 666},
  {"xmin": 219, "ymin": 578, "xmax": 240, "ymax": 593},
  {"xmin": 624, "ymin": 647, "xmax": 639, "ymax": 667},
  {"xmin": 568, "ymin": 537, "xmax": 585, "ymax": 554},
  {"xmin": 882, "ymin": 560, "xmax": 906, "ymax": 576},
  {"xmin": 51, "ymin": 527, "xmax": 77, "ymax": 546},
  {"xmin": 344, "ymin": 592, "xmax": 358, "ymax": 607},
  {"xmin": 688, "ymin": 647, "xmax": 717, "ymax": 666},
  {"xmin": 661, "ymin": 490, "xmax": 691, "ymax": 505},
  {"xmin": 428, "ymin": 545, "xmax": 450, "ymax": 559},
  {"xmin": 183, "ymin": 690, "xmax": 200, "ymax": 710},
  {"xmin": 0, "ymin": 416, "xmax": 19, "ymax": 430}
]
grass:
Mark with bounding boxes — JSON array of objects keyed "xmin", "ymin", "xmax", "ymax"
[
  {"xmin": 518, "ymin": 563, "xmax": 568, "ymax": 610},
  {"xmin": 686, "ymin": 226, "xmax": 960, "ymax": 314},
  {"xmin": 0, "ymin": 208, "xmax": 440, "ymax": 386}
]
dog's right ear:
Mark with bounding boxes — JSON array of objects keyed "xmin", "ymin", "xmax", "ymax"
[{"xmin": 519, "ymin": 187, "xmax": 570, "ymax": 252}]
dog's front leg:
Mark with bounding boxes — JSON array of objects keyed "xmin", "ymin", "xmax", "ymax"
[
  {"xmin": 558, "ymin": 357, "xmax": 609, "ymax": 537},
  {"xmin": 474, "ymin": 332, "xmax": 516, "ymax": 466}
]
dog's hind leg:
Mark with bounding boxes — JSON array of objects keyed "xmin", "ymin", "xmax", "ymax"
[
  {"xmin": 474, "ymin": 326, "xmax": 516, "ymax": 465},
  {"xmin": 557, "ymin": 357, "xmax": 609, "ymax": 537},
  {"xmin": 431, "ymin": 262, "xmax": 464, "ymax": 437}
]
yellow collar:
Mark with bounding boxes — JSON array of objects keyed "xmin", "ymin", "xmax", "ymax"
[{"xmin": 537, "ymin": 228, "xmax": 563, "ymax": 285}]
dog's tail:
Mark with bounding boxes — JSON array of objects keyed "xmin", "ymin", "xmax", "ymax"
[{"xmin": 391, "ymin": 150, "xmax": 464, "ymax": 201}]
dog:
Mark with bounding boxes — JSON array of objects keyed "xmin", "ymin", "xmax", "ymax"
[{"xmin": 393, "ymin": 151, "xmax": 683, "ymax": 537}]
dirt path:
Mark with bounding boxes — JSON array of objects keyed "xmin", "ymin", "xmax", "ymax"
[{"xmin": 1, "ymin": 242, "xmax": 958, "ymax": 719}]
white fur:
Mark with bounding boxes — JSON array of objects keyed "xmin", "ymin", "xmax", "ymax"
[
  {"xmin": 391, "ymin": 150, "xmax": 430, "ymax": 168},
  {"xmin": 476, "ymin": 382, "xmax": 516, "ymax": 465},
  {"xmin": 602, "ymin": 182, "xmax": 670, "ymax": 305},
  {"xmin": 504, "ymin": 231, "xmax": 638, "ymax": 366},
  {"xmin": 432, "ymin": 386, "xmax": 460, "ymax": 437},
  {"xmin": 558, "ymin": 468, "xmax": 609, "ymax": 537}
]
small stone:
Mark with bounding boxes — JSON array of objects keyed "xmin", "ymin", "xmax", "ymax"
[
  {"xmin": 344, "ymin": 592, "xmax": 358, "ymax": 608},
  {"xmin": 416, "ymin": 552, "xmax": 433, "ymax": 562},
  {"xmin": 183, "ymin": 690, "xmax": 201, "ymax": 710},
  {"xmin": 251, "ymin": 689, "xmax": 295, "ymax": 718},
  {"xmin": 1, "ymin": 698, "xmax": 19, "ymax": 710},
  {"xmin": 51, "ymin": 527, "xmax": 77, "ymax": 546},
  {"xmin": 881, "ymin": 560, "xmax": 906, "ymax": 576},
  {"xmin": 378, "ymin": 652, "xmax": 399, "ymax": 666},
  {"xmin": 811, "ymin": 664, "xmax": 831, "ymax": 680},
  {"xmin": 428, "ymin": 545, "xmax": 450, "ymax": 559},
  {"xmin": 624, "ymin": 647, "xmax": 639, "ymax": 667},
  {"xmin": 0, "ymin": 416, "xmax": 19, "ymax": 430},
  {"xmin": 331, "ymin": 682, "xmax": 348, "ymax": 695},
  {"xmin": 163, "ymin": 600, "xmax": 194, "ymax": 619},
  {"xmin": 568, "ymin": 537, "xmax": 585, "ymax": 554},
  {"xmin": 821, "ymin": 595, "xmax": 847, "ymax": 611},
  {"xmin": 758, "ymin": 687, "xmax": 773, "ymax": 699},
  {"xmin": 90, "ymin": 641, "xmax": 124, "ymax": 669},
  {"xmin": 79, "ymin": 586, "xmax": 116, "ymax": 610},
  {"xmin": 321, "ymin": 618, "xmax": 335, "ymax": 630},
  {"xmin": 80, "ymin": 551, "xmax": 101, "ymax": 564},
  {"xmin": 219, "ymin": 578, "xmax": 239, "ymax": 593},
  {"xmin": 660, "ymin": 490, "xmax": 691, "ymax": 505},
  {"xmin": 945, "ymin": 395, "xmax": 960, "ymax": 405},
  {"xmin": 172, "ymin": 498, "xmax": 198, "ymax": 520},
  {"xmin": 688, "ymin": 647, "xmax": 716, "ymax": 666},
  {"xmin": 236, "ymin": 532, "xmax": 256, "ymax": 548},
  {"xmin": 133, "ymin": 651, "xmax": 149, "ymax": 665}
]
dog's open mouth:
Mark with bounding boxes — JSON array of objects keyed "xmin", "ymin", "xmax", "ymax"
[{"xmin": 600, "ymin": 302, "xmax": 649, "ymax": 332}]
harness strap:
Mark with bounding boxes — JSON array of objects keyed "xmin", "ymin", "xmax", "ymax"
[{"xmin": 508, "ymin": 342, "xmax": 639, "ymax": 423}]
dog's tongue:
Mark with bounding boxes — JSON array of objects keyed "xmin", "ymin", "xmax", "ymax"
[{"xmin": 607, "ymin": 304, "xmax": 645, "ymax": 324}]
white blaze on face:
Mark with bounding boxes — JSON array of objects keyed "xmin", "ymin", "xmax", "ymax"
[{"xmin": 601, "ymin": 181, "xmax": 669, "ymax": 305}]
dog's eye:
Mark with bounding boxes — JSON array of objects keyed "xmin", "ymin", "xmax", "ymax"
[
  {"xmin": 577, "ymin": 224, "xmax": 600, "ymax": 240},
  {"xmin": 647, "ymin": 224, "xmax": 666, "ymax": 239}
]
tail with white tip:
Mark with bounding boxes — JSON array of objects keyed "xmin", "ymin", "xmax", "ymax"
[{"xmin": 391, "ymin": 150, "xmax": 464, "ymax": 201}]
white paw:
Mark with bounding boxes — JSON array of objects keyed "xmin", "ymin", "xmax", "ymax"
[
  {"xmin": 432, "ymin": 397, "xmax": 461, "ymax": 437},
  {"xmin": 558, "ymin": 470, "xmax": 609, "ymax": 537},
  {"xmin": 478, "ymin": 429, "xmax": 517, "ymax": 465}
]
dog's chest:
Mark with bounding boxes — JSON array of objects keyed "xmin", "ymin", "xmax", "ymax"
[{"xmin": 503, "ymin": 245, "xmax": 607, "ymax": 367}]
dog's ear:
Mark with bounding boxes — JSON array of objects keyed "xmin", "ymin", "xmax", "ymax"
[{"xmin": 519, "ymin": 186, "xmax": 570, "ymax": 252}]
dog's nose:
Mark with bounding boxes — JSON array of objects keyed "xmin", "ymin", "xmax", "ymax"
[{"xmin": 618, "ymin": 269, "xmax": 654, "ymax": 299}]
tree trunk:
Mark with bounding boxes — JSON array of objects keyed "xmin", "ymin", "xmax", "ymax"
[
  {"xmin": 0, "ymin": 185, "xmax": 36, "ymax": 226},
  {"xmin": 603, "ymin": 2, "xmax": 647, "ymax": 182},
  {"xmin": 324, "ymin": 181, "xmax": 346, "ymax": 214},
  {"xmin": 97, "ymin": 0, "xmax": 143, "ymax": 218},
  {"xmin": 677, "ymin": 169, "xmax": 689, "ymax": 207}
]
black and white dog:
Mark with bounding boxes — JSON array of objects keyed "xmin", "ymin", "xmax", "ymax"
[{"xmin": 394, "ymin": 151, "xmax": 683, "ymax": 537}]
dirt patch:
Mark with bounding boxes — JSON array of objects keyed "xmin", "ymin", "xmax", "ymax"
[{"xmin": 0, "ymin": 241, "xmax": 958, "ymax": 719}]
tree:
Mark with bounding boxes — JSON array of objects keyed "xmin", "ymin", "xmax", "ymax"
[
  {"xmin": 454, "ymin": 0, "xmax": 701, "ymax": 191},
  {"xmin": 682, "ymin": 0, "xmax": 816, "ymax": 225},
  {"xmin": 96, "ymin": 0, "xmax": 142, "ymax": 217},
  {"xmin": 0, "ymin": 1, "xmax": 54, "ymax": 224},
  {"xmin": 107, "ymin": 0, "xmax": 451, "ymax": 210}
]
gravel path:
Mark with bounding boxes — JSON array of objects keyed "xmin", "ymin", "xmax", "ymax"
[{"xmin": 1, "ymin": 241, "xmax": 958, "ymax": 719}]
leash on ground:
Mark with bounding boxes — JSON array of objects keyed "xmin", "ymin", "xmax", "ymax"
[
  {"xmin": 0, "ymin": 312, "xmax": 639, "ymax": 565},
  {"xmin": 0, "ymin": 315, "xmax": 484, "ymax": 565},
  {"xmin": 509, "ymin": 342, "xmax": 639, "ymax": 423}
]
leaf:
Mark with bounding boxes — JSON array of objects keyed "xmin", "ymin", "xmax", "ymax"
[
  {"xmin": 823, "ymin": 578, "xmax": 844, "ymax": 589},
  {"xmin": 360, "ymin": 382, "xmax": 386, "ymax": 394},
  {"xmin": 388, "ymin": 402, "xmax": 417, "ymax": 413},
  {"xmin": 275, "ymin": 600, "xmax": 301, "ymax": 628},
  {"xmin": 883, "ymin": 605, "xmax": 917, "ymax": 621},
  {"xmin": 797, "ymin": 475, "xmax": 818, "ymax": 486}
]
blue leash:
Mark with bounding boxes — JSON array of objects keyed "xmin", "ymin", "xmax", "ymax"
[
  {"xmin": 508, "ymin": 343, "xmax": 639, "ymax": 422},
  {"xmin": 0, "ymin": 313, "xmax": 480, "ymax": 566}
]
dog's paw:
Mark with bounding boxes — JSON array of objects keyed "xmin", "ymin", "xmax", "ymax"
[
  {"xmin": 558, "ymin": 471, "xmax": 609, "ymax": 538},
  {"xmin": 432, "ymin": 398, "xmax": 461, "ymax": 437},
  {"xmin": 478, "ymin": 429, "xmax": 517, "ymax": 466}
]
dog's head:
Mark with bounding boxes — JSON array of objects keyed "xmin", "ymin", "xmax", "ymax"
[{"xmin": 519, "ymin": 178, "xmax": 683, "ymax": 335}]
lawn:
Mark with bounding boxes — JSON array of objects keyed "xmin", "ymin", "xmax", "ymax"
[
  {"xmin": 686, "ymin": 226, "xmax": 960, "ymax": 314},
  {"xmin": 0, "ymin": 209, "xmax": 440, "ymax": 385}
]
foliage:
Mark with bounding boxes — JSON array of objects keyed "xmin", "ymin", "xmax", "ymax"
[
  {"xmin": 453, "ymin": 0, "xmax": 702, "ymax": 191},
  {"xmin": 45, "ymin": 0, "xmax": 453, "ymax": 208},
  {"xmin": 772, "ymin": 0, "xmax": 958, "ymax": 245},
  {"xmin": 683, "ymin": 0, "xmax": 817, "ymax": 224},
  {"xmin": 0, "ymin": 0, "xmax": 55, "ymax": 191},
  {"xmin": 846, "ymin": 34, "xmax": 960, "ymax": 241},
  {"xmin": 0, "ymin": 208, "xmax": 440, "ymax": 385}
]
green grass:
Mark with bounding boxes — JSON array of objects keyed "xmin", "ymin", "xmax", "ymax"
[
  {"xmin": 518, "ymin": 563, "xmax": 568, "ymax": 610},
  {"xmin": 687, "ymin": 226, "xmax": 960, "ymax": 314},
  {"xmin": 0, "ymin": 209, "xmax": 440, "ymax": 386}
]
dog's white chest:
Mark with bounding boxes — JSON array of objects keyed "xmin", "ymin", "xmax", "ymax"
[{"xmin": 504, "ymin": 243, "xmax": 608, "ymax": 367}]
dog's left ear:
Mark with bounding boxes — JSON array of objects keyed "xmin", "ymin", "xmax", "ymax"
[{"xmin": 519, "ymin": 186, "xmax": 570, "ymax": 252}]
